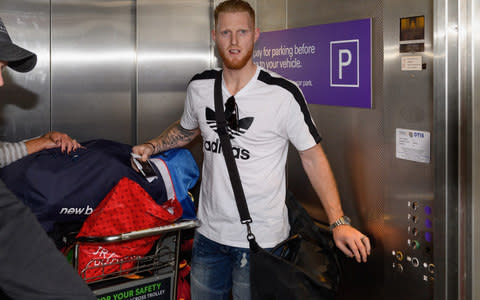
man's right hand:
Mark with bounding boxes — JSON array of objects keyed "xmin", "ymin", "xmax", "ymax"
[
  {"xmin": 131, "ymin": 120, "xmax": 200, "ymax": 162},
  {"xmin": 25, "ymin": 131, "xmax": 82, "ymax": 155},
  {"xmin": 131, "ymin": 143, "xmax": 155, "ymax": 162}
]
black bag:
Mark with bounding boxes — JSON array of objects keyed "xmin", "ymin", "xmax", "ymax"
[
  {"xmin": 213, "ymin": 71, "xmax": 341, "ymax": 299},
  {"xmin": 250, "ymin": 191, "xmax": 341, "ymax": 299}
]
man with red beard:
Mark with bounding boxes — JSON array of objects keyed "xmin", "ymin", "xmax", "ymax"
[{"xmin": 132, "ymin": 1, "xmax": 371, "ymax": 299}]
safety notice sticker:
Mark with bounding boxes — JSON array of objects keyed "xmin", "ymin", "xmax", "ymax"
[{"xmin": 396, "ymin": 128, "xmax": 430, "ymax": 163}]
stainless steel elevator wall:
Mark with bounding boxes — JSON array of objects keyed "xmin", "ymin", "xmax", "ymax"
[
  {"xmin": 250, "ymin": 1, "xmax": 385, "ymax": 299},
  {"xmin": 137, "ymin": 0, "xmax": 211, "ymax": 143},
  {"xmin": 0, "ymin": 0, "xmax": 211, "ymax": 146},
  {"xmin": 471, "ymin": 0, "xmax": 480, "ymax": 297},
  {"xmin": 384, "ymin": 0, "xmax": 434, "ymax": 299},
  {"xmin": 0, "ymin": 1, "xmax": 51, "ymax": 142},
  {"xmin": 51, "ymin": 0, "xmax": 136, "ymax": 144}
]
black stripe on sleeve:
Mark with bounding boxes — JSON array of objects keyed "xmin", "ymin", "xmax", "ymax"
[
  {"xmin": 258, "ymin": 70, "xmax": 322, "ymax": 143},
  {"xmin": 189, "ymin": 69, "xmax": 220, "ymax": 83}
]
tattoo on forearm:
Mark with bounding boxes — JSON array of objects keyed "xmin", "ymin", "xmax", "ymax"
[{"xmin": 158, "ymin": 123, "xmax": 196, "ymax": 151}]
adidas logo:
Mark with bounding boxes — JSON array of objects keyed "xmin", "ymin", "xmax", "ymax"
[
  {"xmin": 205, "ymin": 107, "xmax": 254, "ymax": 139},
  {"xmin": 204, "ymin": 138, "xmax": 250, "ymax": 160}
]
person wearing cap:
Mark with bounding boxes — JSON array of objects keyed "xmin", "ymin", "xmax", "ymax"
[
  {"xmin": 0, "ymin": 19, "xmax": 81, "ymax": 168},
  {"xmin": 0, "ymin": 17, "xmax": 96, "ymax": 299}
]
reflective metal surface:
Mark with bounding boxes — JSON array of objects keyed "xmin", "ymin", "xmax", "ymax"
[
  {"xmin": 471, "ymin": 0, "xmax": 480, "ymax": 297},
  {"xmin": 384, "ymin": 0, "xmax": 434, "ymax": 299},
  {"xmin": 0, "ymin": 1, "xmax": 51, "ymax": 142},
  {"xmin": 450, "ymin": 1, "xmax": 480, "ymax": 299},
  {"xmin": 433, "ymin": 0, "xmax": 461, "ymax": 298},
  {"xmin": 51, "ymin": 0, "xmax": 136, "ymax": 144},
  {"xmin": 472, "ymin": 0, "xmax": 480, "ymax": 299},
  {"xmin": 254, "ymin": 0, "xmax": 384, "ymax": 298},
  {"xmin": 137, "ymin": 0, "xmax": 211, "ymax": 143},
  {"xmin": 1, "ymin": 0, "xmax": 212, "ymax": 147}
]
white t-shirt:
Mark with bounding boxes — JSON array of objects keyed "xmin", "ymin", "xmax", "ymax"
[{"xmin": 180, "ymin": 66, "xmax": 321, "ymax": 248}]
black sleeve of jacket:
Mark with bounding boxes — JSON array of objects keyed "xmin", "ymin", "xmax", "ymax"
[{"xmin": 0, "ymin": 180, "xmax": 96, "ymax": 300}]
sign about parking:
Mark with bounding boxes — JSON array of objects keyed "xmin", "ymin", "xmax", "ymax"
[{"xmin": 253, "ymin": 18, "xmax": 372, "ymax": 108}]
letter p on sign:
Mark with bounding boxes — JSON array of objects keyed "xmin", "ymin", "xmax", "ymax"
[
  {"xmin": 330, "ymin": 40, "xmax": 359, "ymax": 87},
  {"xmin": 338, "ymin": 49, "xmax": 352, "ymax": 79}
]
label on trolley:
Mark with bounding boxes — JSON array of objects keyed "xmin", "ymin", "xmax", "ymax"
[
  {"xmin": 396, "ymin": 128, "xmax": 430, "ymax": 163},
  {"xmin": 96, "ymin": 275, "xmax": 171, "ymax": 300}
]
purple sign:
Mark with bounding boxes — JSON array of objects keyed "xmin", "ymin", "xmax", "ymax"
[{"xmin": 253, "ymin": 18, "xmax": 372, "ymax": 108}]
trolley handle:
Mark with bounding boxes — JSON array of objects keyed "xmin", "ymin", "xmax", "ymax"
[{"xmin": 76, "ymin": 219, "xmax": 200, "ymax": 243}]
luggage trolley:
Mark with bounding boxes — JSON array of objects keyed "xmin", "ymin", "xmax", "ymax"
[{"xmin": 73, "ymin": 219, "xmax": 199, "ymax": 300}]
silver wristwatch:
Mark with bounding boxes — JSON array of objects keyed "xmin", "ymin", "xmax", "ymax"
[{"xmin": 329, "ymin": 216, "xmax": 351, "ymax": 230}]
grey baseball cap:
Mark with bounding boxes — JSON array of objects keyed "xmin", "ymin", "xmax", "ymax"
[{"xmin": 0, "ymin": 17, "xmax": 37, "ymax": 72}]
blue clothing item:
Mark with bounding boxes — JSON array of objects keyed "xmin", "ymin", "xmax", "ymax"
[
  {"xmin": 151, "ymin": 149, "xmax": 199, "ymax": 219},
  {"xmin": 190, "ymin": 232, "xmax": 251, "ymax": 300}
]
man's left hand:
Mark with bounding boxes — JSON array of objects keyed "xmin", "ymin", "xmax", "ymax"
[{"xmin": 43, "ymin": 131, "xmax": 82, "ymax": 154}]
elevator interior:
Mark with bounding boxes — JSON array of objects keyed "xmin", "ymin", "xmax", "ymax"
[{"xmin": 1, "ymin": 0, "xmax": 479, "ymax": 299}]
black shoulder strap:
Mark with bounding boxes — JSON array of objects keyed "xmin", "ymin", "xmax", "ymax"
[{"xmin": 213, "ymin": 71, "xmax": 254, "ymax": 231}]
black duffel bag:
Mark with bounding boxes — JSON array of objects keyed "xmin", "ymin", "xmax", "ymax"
[{"xmin": 249, "ymin": 191, "xmax": 341, "ymax": 299}]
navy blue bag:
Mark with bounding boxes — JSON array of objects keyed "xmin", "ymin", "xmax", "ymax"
[{"xmin": 0, "ymin": 139, "xmax": 168, "ymax": 232}]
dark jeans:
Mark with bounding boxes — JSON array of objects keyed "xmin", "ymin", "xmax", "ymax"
[
  {"xmin": 0, "ymin": 180, "xmax": 96, "ymax": 300},
  {"xmin": 190, "ymin": 232, "xmax": 252, "ymax": 300}
]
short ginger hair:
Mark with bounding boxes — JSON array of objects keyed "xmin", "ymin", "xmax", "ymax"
[{"xmin": 214, "ymin": 0, "xmax": 256, "ymax": 29}]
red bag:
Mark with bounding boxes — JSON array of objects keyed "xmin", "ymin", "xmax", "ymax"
[
  {"xmin": 76, "ymin": 177, "xmax": 182, "ymax": 281},
  {"xmin": 177, "ymin": 259, "xmax": 191, "ymax": 300}
]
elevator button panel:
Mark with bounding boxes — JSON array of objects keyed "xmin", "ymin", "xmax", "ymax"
[{"xmin": 391, "ymin": 200, "xmax": 434, "ymax": 285}]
